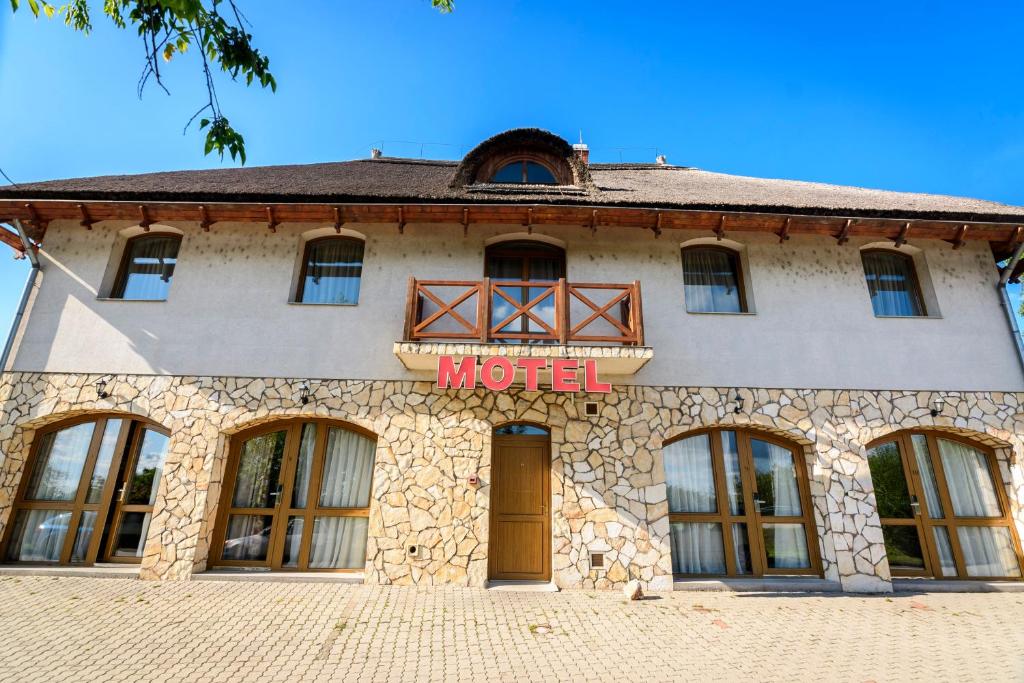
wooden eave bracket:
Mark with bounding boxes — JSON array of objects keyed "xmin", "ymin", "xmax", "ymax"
[
  {"xmin": 333, "ymin": 207, "xmax": 344, "ymax": 234},
  {"xmin": 462, "ymin": 208, "xmax": 469, "ymax": 237},
  {"xmin": 138, "ymin": 205, "xmax": 152, "ymax": 231},
  {"xmin": 397, "ymin": 207, "xmax": 405, "ymax": 234},
  {"xmin": 265, "ymin": 206, "xmax": 279, "ymax": 233},
  {"xmin": 835, "ymin": 219, "xmax": 853, "ymax": 245},
  {"xmin": 1004, "ymin": 226, "xmax": 1024, "ymax": 252},
  {"xmin": 24, "ymin": 203, "xmax": 48, "ymax": 234},
  {"xmin": 951, "ymin": 224, "xmax": 968, "ymax": 250},
  {"xmin": 651, "ymin": 212, "xmax": 663, "ymax": 238},
  {"xmin": 713, "ymin": 215, "xmax": 726, "ymax": 241},
  {"xmin": 777, "ymin": 217, "xmax": 791, "ymax": 244},
  {"xmin": 589, "ymin": 209, "xmax": 598, "ymax": 236},
  {"xmin": 894, "ymin": 222, "xmax": 910, "ymax": 248},
  {"xmin": 77, "ymin": 203, "xmax": 96, "ymax": 230},
  {"xmin": 198, "ymin": 205, "xmax": 212, "ymax": 232},
  {"xmin": 524, "ymin": 207, "xmax": 533, "ymax": 234}
]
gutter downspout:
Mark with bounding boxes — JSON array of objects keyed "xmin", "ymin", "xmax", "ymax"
[
  {"xmin": 998, "ymin": 241, "xmax": 1024, "ymax": 375},
  {"xmin": 0, "ymin": 219, "xmax": 40, "ymax": 371}
]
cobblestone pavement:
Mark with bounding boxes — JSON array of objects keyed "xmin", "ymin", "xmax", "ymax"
[{"xmin": 1, "ymin": 576, "xmax": 1023, "ymax": 682}]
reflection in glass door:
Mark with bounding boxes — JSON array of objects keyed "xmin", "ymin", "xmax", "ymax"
[
  {"xmin": 214, "ymin": 420, "xmax": 376, "ymax": 571},
  {"xmin": 105, "ymin": 428, "xmax": 170, "ymax": 560},
  {"xmin": 665, "ymin": 429, "xmax": 819, "ymax": 577},
  {"xmin": 867, "ymin": 432, "xmax": 1023, "ymax": 579},
  {"xmin": 2, "ymin": 416, "xmax": 169, "ymax": 565}
]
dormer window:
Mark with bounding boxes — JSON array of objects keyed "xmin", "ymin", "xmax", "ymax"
[{"xmin": 490, "ymin": 159, "xmax": 558, "ymax": 185}]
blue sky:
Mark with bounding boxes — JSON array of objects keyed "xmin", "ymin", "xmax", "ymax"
[{"xmin": 2, "ymin": 1, "xmax": 1024, "ymax": 330}]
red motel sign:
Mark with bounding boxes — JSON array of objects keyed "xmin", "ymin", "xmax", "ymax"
[{"xmin": 436, "ymin": 356, "xmax": 611, "ymax": 393}]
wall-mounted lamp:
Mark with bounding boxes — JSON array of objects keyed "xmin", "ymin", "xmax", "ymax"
[
  {"xmin": 94, "ymin": 377, "xmax": 109, "ymax": 399},
  {"xmin": 930, "ymin": 396, "xmax": 946, "ymax": 417},
  {"xmin": 298, "ymin": 382, "xmax": 310, "ymax": 405},
  {"xmin": 731, "ymin": 390, "xmax": 743, "ymax": 414}
]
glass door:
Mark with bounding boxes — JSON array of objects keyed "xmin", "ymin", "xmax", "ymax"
[
  {"xmin": 485, "ymin": 241, "xmax": 565, "ymax": 342},
  {"xmin": 2, "ymin": 416, "xmax": 167, "ymax": 566},
  {"xmin": 665, "ymin": 429, "xmax": 819, "ymax": 577},
  {"xmin": 214, "ymin": 420, "xmax": 375, "ymax": 571},
  {"xmin": 867, "ymin": 432, "xmax": 1022, "ymax": 579},
  {"xmin": 104, "ymin": 427, "xmax": 170, "ymax": 561}
]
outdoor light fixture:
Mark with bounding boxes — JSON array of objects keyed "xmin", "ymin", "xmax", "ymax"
[
  {"xmin": 298, "ymin": 382, "xmax": 311, "ymax": 405},
  {"xmin": 930, "ymin": 396, "xmax": 946, "ymax": 417},
  {"xmin": 94, "ymin": 377, "xmax": 109, "ymax": 399},
  {"xmin": 731, "ymin": 390, "xmax": 743, "ymax": 414}
]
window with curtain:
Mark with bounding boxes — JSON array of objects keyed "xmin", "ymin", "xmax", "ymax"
[
  {"xmin": 112, "ymin": 234, "xmax": 181, "ymax": 300},
  {"xmin": 861, "ymin": 250, "xmax": 926, "ymax": 317},
  {"xmin": 681, "ymin": 247, "xmax": 746, "ymax": 313},
  {"xmin": 297, "ymin": 237, "xmax": 364, "ymax": 304}
]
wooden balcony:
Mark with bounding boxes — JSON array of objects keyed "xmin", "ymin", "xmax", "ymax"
[
  {"xmin": 396, "ymin": 278, "xmax": 653, "ymax": 375},
  {"xmin": 403, "ymin": 278, "xmax": 645, "ymax": 345}
]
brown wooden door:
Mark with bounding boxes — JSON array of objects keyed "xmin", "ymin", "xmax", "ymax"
[{"xmin": 489, "ymin": 433, "xmax": 551, "ymax": 581}]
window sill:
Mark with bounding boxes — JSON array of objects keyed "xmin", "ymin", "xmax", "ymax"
[
  {"xmin": 685, "ymin": 310, "xmax": 756, "ymax": 316},
  {"xmin": 872, "ymin": 314, "xmax": 943, "ymax": 320},
  {"xmin": 95, "ymin": 297, "xmax": 167, "ymax": 303},
  {"xmin": 287, "ymin": 301, "xmax": 359, "ymax": 307}
]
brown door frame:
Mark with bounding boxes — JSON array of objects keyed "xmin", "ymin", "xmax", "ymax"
[
  {"xmin": 665, "ymin": 427, "xmax": 822, "ymax": 578},
  {"xmin": 210, "ymin": 418, "xmax": 377, "ymax": 573},
  {"xmin": 488, "ymin": 425, "xmax": 552, "ymax": 581},
  {"xmin": 0, "ymin": 414, "xmax": 163, "ymax": 567},
  {"xmin": 867, "ymin": 430, "xmax": 1024, "ymax": 580}
]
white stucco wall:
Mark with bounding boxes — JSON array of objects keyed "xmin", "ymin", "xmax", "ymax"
[{"xmin": 9, "ymin": 219, "xmax": 1023, "ymax": 391}]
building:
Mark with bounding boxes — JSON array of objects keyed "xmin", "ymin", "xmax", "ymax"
[{"xmin": 0, "ymin": 128, "xmax": 1021, "ymax": 592}]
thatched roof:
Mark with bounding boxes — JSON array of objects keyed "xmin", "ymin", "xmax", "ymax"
[{"xmin": 3, "ymin": 128, "xmax": 1022, "ymax": 224}]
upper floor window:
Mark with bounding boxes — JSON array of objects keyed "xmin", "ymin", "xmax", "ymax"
[
  {"xmin": 861, "ymin": 249, "xmax": 926, "ymax": 317},
  {"xmin": 296, "ymin": 237, "xmax": 364, "ymax": 305},
  {"xmin": 681, "ymin": 246, "xmax": 746, "ymax": 313},
  {"xmin": 112, "ymin": 233, "xmax": 181, "ymax": 300},
  {"xmin": 490, "ymin": 159, "xmax": 558, "ymax": 185}
]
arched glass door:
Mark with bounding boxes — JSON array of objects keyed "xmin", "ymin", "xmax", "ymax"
[
  {"xmin": 664, "ymin": 429, "xmax": 820, "ymax": 577},
  {"xmin": 213, "ymin": 420, "xmax": 376, "ymax": 571},
  {"xmin": 867, "ymin": 432, "xmax": 1022, "ymax": 579},
  {"xmin": 2, "ymin": 415, "xmax": 170, "ymax": 565},
  {"xmin": 485, "ymin": 240, "xmax": 565, "ymax": 342}
]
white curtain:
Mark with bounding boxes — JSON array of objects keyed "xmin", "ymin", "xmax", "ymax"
[
  {"xmin": 763, "ymin": 523, "xmax": 810, "ymax": 569},
  {"xmin": 664, "ymin": 434, "xmax": 717, "ymax": 513},
  {"xmin": 910, "ymin": 435, "xmax": 945, "ymax": 518},
  {"xmin": 720, "ymin": 432, "xmax": 744, "ymax": 515},
  {"xmin": 281, "ymin": 517, "xmax": 305, "ymax": 567},
  {"xmin": 309, "ymin": 517, "xmax": 369, "ymax": 569},
  {"xmin": 291, "ymin": 424, "xmax": 317, "ymax": 508},
  {"xmin": 932, "ymin": 527, "xmax": 957, "ymax": 577},
  {"xmin": 232, "ymin": 431, "xmax": 286, "ymax": 508},
  {"xmin": 26, "ymin": 422, "xmax": 95, "ymax": 501},
  {"xmin": 70, "ymin": 511, "xmax": 97, "ymax": 563},
  {"xmin": 318, "ymin": 428, "xmax": 375, "ymax": 508},
  {"xmin": 6, "ymin": 509, "xmax": 69, "ymax": 561},
  {"xmin": 301, "ymin": 238, "xmax": 363, "ymax": 304},
  {"xmin": 683, "ymin": 248, "xmax": 742, "ymax": 313},
  {"xmin": 957, "ymin": 526, "xmax": 1021, "ymax": 578},
  {"xmin": 937, "ymin": 439, "xmax": 1001, "ymax": 517},
  {"xmin": 861, "ymin": 250, "xmax": 924, "ymax": 316},
  {"xmin": 222, "ymin": 514, "xmax": 272, "ymax": 561},
  {"xmin": 751, "ymin": 440, "xmax": 801, "ymax": 516},
  {"xmin": 670, "ymin": 522, "xmax": 726, "ymax": 574},
  {"xmin": 116, "ymin": 235, "xmax": 179, "ymax": 300}
]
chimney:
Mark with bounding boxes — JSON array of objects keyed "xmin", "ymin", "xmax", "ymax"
[
  {"xmin": 370, "ymin": 148, "xmax": 382, "ymax": 159},
  {"xmin": 573, "ymin": 130, "xmax": 589, "ymax": 165},
  {"xmin": 655, "ymin": 154, "xmax": 668, "ymax": 166},
  {"xmin": 573, "ymin": 142, "xmax": 589, "ymax": 166}
]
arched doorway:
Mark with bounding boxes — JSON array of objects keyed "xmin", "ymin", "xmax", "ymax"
[
  {"xmin": 210, "ymin": 418, "xmax": 376, "ymax": 572},
  {"xmin": 664, "ymin": 427, "xmax": 821, "ymax": 577},
  {"xmin": 485, "ymin": 240, "xmax": 566, "ymax": 342},
  {"xmin": 488, "ymin": 424, "xmax": 551, "ymax": 581},
  {"xmin": 866, "ymin": 431, "xmax": 1022, "ymax": 579},
  {"xmin": 1, "ymin": 414, "xmax": 170, "ymax": 565}
]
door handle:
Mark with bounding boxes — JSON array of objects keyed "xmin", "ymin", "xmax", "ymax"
[
  {"xmin": 910, "ymin": 496, "xmax": 921, "ymax": 516},
  {"xmin": 117, "ymin": 485, "xmax": 126, "ymax": 503},
  {"xmin": 269, "ymin": 484, "xmax": 284, "ymax": 507}
]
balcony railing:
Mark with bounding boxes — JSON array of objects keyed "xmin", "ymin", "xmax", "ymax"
[{"xmin": 403, "ymin": 278, "xmax": 644, "ymax": 345}]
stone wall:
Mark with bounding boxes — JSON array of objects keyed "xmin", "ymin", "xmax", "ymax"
[{"xmin": 0, "ymin": 372, "xmax": 1021, "ymax": 593}]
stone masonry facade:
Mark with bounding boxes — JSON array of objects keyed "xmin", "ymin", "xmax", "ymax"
[{"xmin": 0, "ymin": 372, "xmax": 1022, "ymax": 593}]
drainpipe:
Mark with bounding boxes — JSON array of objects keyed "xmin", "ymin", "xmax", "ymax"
[
  {"xmin": 998, "ymin": 241, "xmax": 1024, "ymax": 375},
  {"xmin": 0, "ymin": 219, "xmax": 40, "ymax": 371}
]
